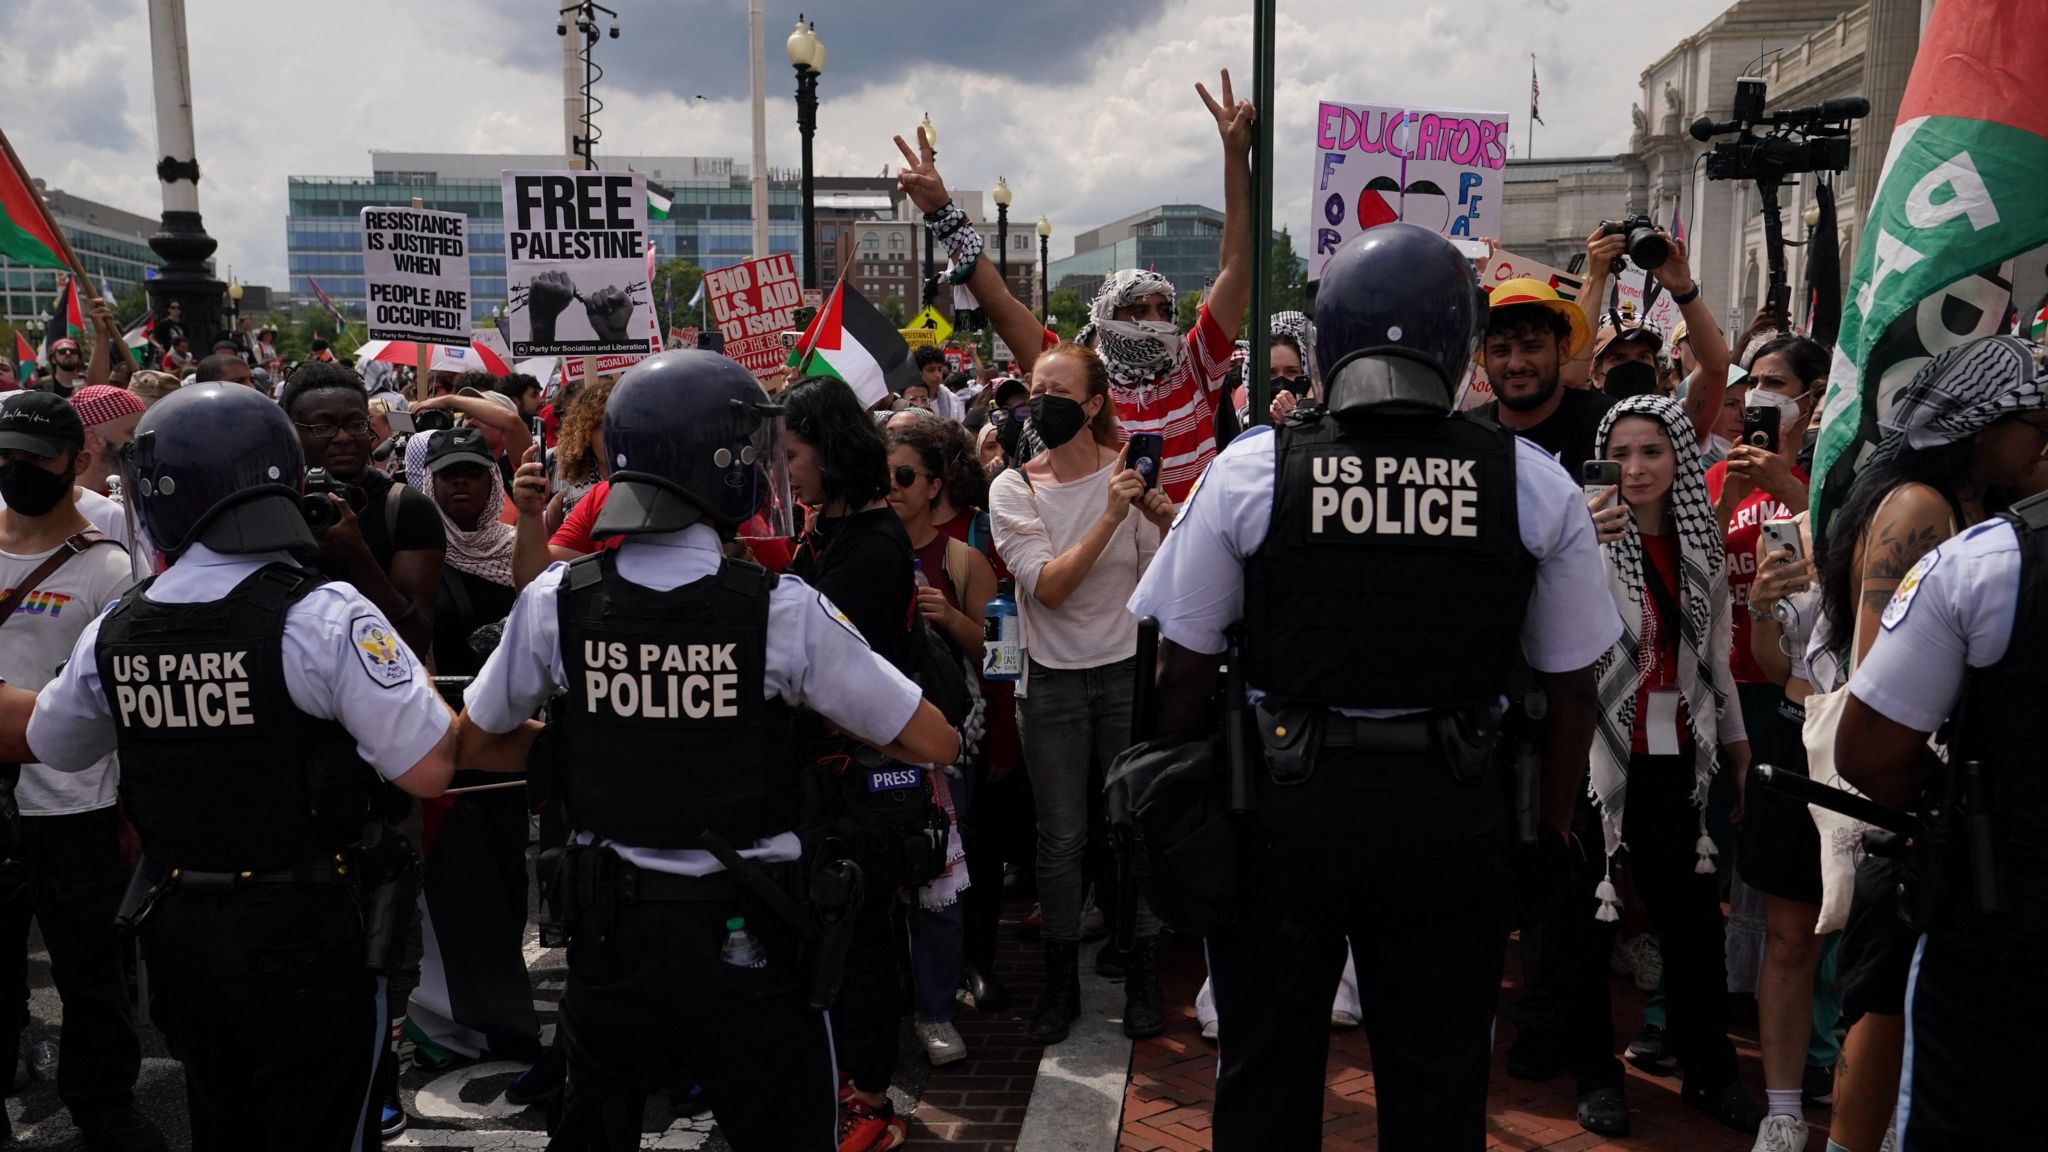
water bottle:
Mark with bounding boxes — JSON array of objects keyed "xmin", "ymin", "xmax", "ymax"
[
  {"xmin": 912, "ymin": 558, "xmax": 930, "ymax": 589},
  {"xmin": 719, "ymin": 917, "xmax": 767, "ymax": 970},
  {"xmin": 983, "ymin": 578, "xmax": 1022, "ymax": 681}
]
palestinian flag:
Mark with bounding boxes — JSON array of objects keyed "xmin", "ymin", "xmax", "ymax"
[
  {"xmin": 2022, "ymin": 293, "xmax": 2048, "ymax": 342},
  {"xmin": 785, "ymin": 280, "xmax": 917, "ymax": 407},
  {"xmin": 1812, "ymin": 0, "xmax": 2048, "ymax": 541},
  {"xmin": 0, "ymin": 141, "xmax": 68, "ymax": 271},
  {"xmin": 646, "ymin": 178, "xmax": 672, "ymax": 221},
  {"xmin": 307, "ymin": 276, "xmax": 351, "ymax": 335},
  {"xmin": 13, "ymin": 331, "xmax": 36, "ymax": 379},
  {"xmin": 404, "ymin": 791, "xmax": 544, "ymax": 1064},
  {"xmin": 122, "ymin": 312, "xmax": 153, "ymax": 351},
  {"xmin": 43, "ymin": 276, "xmax": 82, "ymax": 361}
]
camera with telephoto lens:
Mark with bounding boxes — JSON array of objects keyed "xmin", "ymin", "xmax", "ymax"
[
  {"xmin": 1692, "ymin": 77, "xmax": 1867, "ymax": 183},
  {"xmin": 1597, "ymin": 215, "xmax": 1669, "ymax": 274},
  {"xmin": 411, "ymin": 409, "xmax": 455, "ymax": 433}
]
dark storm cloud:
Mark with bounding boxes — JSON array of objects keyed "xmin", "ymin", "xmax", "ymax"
[{"xmin": 507, "ymin": 0, "xmax": 1164, "ymax": 100}]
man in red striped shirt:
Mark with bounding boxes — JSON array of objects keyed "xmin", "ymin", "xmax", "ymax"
[{"xmin": 1074, "ymin": 75, "xmax": 1256, "ymax": 503}]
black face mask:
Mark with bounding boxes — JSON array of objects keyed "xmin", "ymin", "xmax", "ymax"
[
  {"xmin": 1028, "ymin": 395, "xmax": 1090, "ymax": 450},
  {"xmin": 0, "ymin": 460, "xmax": 73, "ymax": 517}
]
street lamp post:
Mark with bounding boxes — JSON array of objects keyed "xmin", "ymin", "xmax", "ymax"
[
  {"xmin": 921, "ymin": 113, "xmax": 938, "ymax": 307},
  {"xmin": 992, "ymin": 177, "xmax": 1012, "ymax": 295},
  {"xmin": 145, "ymin": 0, "xmax": 224, "ymax": 348},
  {"xmin": 227, "ymin": 273, "xmax": 243, "ymax": 336},
  {"xmin": 1036, "ymin": 215, "xmax": 1052, "ymax": 323},
  {"xmin": 556, "ymin": 2, "xmax": 622, "ymax": 170},
  {"xmin": 787, "ymin": 18, "xmax": 826, "ymax": 291}
]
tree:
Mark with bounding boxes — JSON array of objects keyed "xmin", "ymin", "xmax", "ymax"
[
  {"xmin": 877, "ymin": 296, "xmax": 907, "ymax": 328},
  {"xmin": 648, "ymin": 257, "xmax": 707, "ymax": 331},
  {"xmin": 1176, "ymin": 289, "xmax": 1206, "ymax": 332},
  {"xmin": 1044, "ymin": 288, "xmax": 1085, "ymax": 342},
  {"xmin": 1266, "ymin": 226, "xmax": 1308, "ymax": 317}
]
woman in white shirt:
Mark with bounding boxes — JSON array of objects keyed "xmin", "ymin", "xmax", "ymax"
[{"xmin": 988, "ymin": 344, "xmax": 1174, "ymax": 1045}]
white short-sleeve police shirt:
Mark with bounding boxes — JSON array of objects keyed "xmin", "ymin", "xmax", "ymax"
[
  {"xmin": 1129, "ymin": 423, "xmax": 1623, "ymax": 678},
  {"xmin": 28, "ymin": 545, "xmax": 452, "ymax": 782},
  {"xmin": 463, "ymin": 524, "xmax": 925, "ymax": 876},
  {"xmin": 1849, "ymin": 518, "xmax": 2021, "ymax": 734}
]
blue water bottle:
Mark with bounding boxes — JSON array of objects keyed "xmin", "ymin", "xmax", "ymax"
[{"xmin": 983, "ymin": 578, "xmax": 1022, "ymax": 681}]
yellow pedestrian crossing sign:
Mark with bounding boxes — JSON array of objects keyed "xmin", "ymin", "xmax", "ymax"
[{"xmin": 908, "ymin": 306, "xmax": 953, "ymax": 343}]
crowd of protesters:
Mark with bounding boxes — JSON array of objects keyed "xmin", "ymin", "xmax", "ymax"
[{"xmin": 2, "ymin": 89, "xmax": 2046, "ymax": 1152}]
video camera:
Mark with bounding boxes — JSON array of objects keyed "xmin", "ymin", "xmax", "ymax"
[{"xmin": 1691, "ymin": 77, "xmax": 1868, "ymax": 183}]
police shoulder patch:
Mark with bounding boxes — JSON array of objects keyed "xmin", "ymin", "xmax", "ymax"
[
  {"xmin": 1880, "ymin": 548, "xmax": 1939, "ymax": 632},
  {"xmin": 817, "ymin": 592, "xmax": 864, "ymax": 640},
  {"xmin": 351, "ymin": 615, "xmax": 414, "ymax": 688}
]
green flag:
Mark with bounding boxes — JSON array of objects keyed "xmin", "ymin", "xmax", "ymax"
[{"xmin": 1811, "ymin": 0, "xmax": 2048, "ymax": 541}]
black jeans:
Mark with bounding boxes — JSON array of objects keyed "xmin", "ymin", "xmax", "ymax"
[
  {"xmin": 1552, "ymin": 750, "xmax": 1737, "ymax": 1093},
  {"xmin": 147, "ymin": 882, "xmax": 378, "ymax": 1152},
  {"xmin": 1208, "ymin": 743, "xmax": 1512, "ymax": 1152},
  {"xmin": 0, "ymin": 806, "xmax": 142, "ymax": 1121},
  {"xmin": 553, "ymin": 897, "xmax": 834, "ymax": 1151}
]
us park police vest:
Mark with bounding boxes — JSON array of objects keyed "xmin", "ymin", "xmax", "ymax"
[
  {"xmin": 94, "ymin": 565, "xmax": 367, "ymax": 871},
  {"xmin": 1244, "ymin": 412, "xmax": 1536, "ymax": 711},
  {"xmin": 553, "ymin": 552, "xmax": 794, "ymax": 848}
]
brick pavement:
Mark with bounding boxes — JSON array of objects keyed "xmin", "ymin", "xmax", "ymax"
[
  {"xmin": 1121, "ymin": 931, "xmax": 1831, "ymax": 1152},
  {"xmin": 903, "ymin": 901, "xmax": 1044, "ymax": 1152}
]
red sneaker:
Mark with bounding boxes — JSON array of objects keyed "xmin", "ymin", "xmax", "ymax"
[{"xmin": 837, "ymin": 1094, "xmax": 907, "ymax": 1152}]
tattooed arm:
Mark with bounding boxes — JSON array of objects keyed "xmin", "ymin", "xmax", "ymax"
[{"xmin": 1851, "ymin": 483, "xmax": 1956, "ymax": 665}]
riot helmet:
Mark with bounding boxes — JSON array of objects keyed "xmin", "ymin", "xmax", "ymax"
[
  {"xmin": 120, "ymin": 382, "xmax": 315, "ymax": 563},
  {"xmin": 1312, "ymin": 224, "xmax": 1487, "ymax": 416},
  {"xmin": 593, "ymin": 349, "xmax": 792, "ymax": 540}
]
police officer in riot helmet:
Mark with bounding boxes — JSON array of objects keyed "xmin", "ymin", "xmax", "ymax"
[
  {"xmin": 454, "ymin": 349, "xmax": 959, "ymax": 1151},
  {"xmin": 1128, "ymin": 224, "xmax": 1620, "ymax": 1150},
  {"xmin": 0, "ymin": 382, "xmax": 480, "ymax": 1150}
]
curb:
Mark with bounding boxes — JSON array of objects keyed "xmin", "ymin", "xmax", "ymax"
[{"xmin": 1015, "ymin": 950, "xmax": 1135, "ymax": 1152}]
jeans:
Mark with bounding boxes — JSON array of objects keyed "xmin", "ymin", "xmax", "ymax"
[
  {"xmin": 911, "ymin": 762, "xmax": 974, "ymax": 1023},
  {"xmin": 1016, "ymin": 656, "xmax": 1155, "ymax": 944}
]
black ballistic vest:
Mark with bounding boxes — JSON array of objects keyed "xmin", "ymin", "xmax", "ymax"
[
  {"xmin": 1950, "ymin": 493, "xmax": 2048, "ymax": 930},
  {"xmin": 95, "ymin": 564, "xmax": 363, "ymax": 871},
  {"xmin": 1244, "ymin": 411, "xmax": 1536, "ymax": 711},
  {"xmin": 554, "ymin": 552, "xmax": 794, "ymax": 848}
]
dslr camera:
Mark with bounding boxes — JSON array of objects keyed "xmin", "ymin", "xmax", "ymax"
[
  {"xmin": 301, "ymin": 467, "xmax": 351, "ymax": 531},
  {"xmin": 1596, "ymin": 215, "xmax": 1669, "ymax": 274}
]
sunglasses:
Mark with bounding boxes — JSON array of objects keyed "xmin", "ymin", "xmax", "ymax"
[{"xmin": 891, "ymin": 465, "xmax": 932, "ymax": 489}]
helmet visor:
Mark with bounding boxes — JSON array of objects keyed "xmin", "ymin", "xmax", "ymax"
[{"xmin": 747, "ymin": 408, "xmax": 796, "ymax": 540}]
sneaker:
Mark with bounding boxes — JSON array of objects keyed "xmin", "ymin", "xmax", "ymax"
[
  {"xmin": 1609, "ymin": 937, "xmax": 1637, "ymax": 980},
  {"xmin": 505, "ymin": 1048, "xmax": 567, "ymax": 1107},
  {"xmin": 1329, "ymin": 1009, "xmax": 1359, "ymax": 1029},
  {"xmin": 1623, "ymin": 933, "xmax": 1663, "ymax": 992},
  {"xmin": 838, "ymin": 1095, "xmax": 907, "ymax": 1152},
  {"xmin": 1752, "ymin": 1114, "xmax": 1807, "ymax": 1152},
  {"xmin": 1199, "ymin": 1018, "xmax": 1219, "ymax": 1042},
  {"xmin": 1626, "ymin": 1024, "xmax": 1678, "ymax": 1074},
  {"xmin": 76, "ymin": 1106, "xmax": 168, "ymax": 1152},
  {"xmin": 916, "ymin": 1018, "xmax": 967, "ymax": 1067},
  {"xmin": 1801, "ymin": 1062, "xmax": 1834, "ymax": 1106},
  {"xmin": 378, "ymin": 1102, "xmax": 407, "ymax": 1142}
]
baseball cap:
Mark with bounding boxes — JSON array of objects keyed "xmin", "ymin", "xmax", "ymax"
[
  {"xmin": 992, "ymin": 377, "xmax": 1030, "ymax": 408},
  {"xmin": 423, "ymin": 427, "xmax": 495, "ymax": 474},
  {"xmin": 68, "ymin": 384, "xmax": 146, "ymax": 430},
  {"xmin": 51, "ymin": 338, "xmax": 80, "ymax": 355},
  {"xmin": 0, "ymin": 391, "xmax": 87, "ymax": 457},
  {"xmin": 1486, "ymin": 278, "xmax": 1592, "ymax": 359},
  {"xmin": 1591, "ymin": 319, "xmax": 1664, "ymax": 362}
]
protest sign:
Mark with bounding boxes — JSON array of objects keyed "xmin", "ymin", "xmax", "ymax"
[
  {"xmin": 1480, "ymin": 249, "xmax": 1586, "ymax": 303},
  {"xmin": 992, "ymin": 332, "xmax": 1014, "ymax": 364},
  {"xmin": 501, "ymin": 170, "xmax": 656, "ymax": 357},
  {"xmin": 702, "ymin": 253, "xmax": 804, "ymax": 379},
  {"xmin": 1610, "ymin": 268, "xmax": 1684, "ymax": 338},
  {"xmin": 560, "ymin": 352, "xmax": 656, "ymax": 384},
  {"xmin": 360, "ymin": 207, "xmax": 471, "ymax": 346},
  {"xmin": 944, "ymin": 347, "xmax": 967, "ymax": 374},
  {"xmin": 1309, "ymin": 100, "xmax": 1510, "ymax": 280}
]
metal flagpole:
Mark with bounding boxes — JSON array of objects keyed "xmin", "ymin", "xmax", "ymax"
[{"xmin": 1248, "ymin": 0, "xmax": 1277, "ymax": 425}]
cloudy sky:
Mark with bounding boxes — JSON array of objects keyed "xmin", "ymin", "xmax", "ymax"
[{"xmin": 3, "ymin": 0, "xmax": 1736, "ymax": 290}]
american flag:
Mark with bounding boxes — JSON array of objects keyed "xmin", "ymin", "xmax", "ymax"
[{"xmin": 1531, "ymin": 57, "xmax": 1544, "ymax": 125}]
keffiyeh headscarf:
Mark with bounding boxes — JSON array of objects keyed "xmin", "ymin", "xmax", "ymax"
[
  {"xmin": 404, "ymin": 432, "xmax": 518, "ymax": 586},
  {"xmin": 1878, "ymin": 334, "xmax": 2048, "ymax": 454},
  {"xmin": 1588, "ymin": 394, "xmax": 1730, "ymax": 908},
  {"xmin": 1079, "ymin": 269, "xmax": 1182, "ymax": 386}
]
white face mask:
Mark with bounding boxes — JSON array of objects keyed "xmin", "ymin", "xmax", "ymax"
[{"xmin": 1745, "ymin": 387, "xmax": 1808, "ymax": 436}]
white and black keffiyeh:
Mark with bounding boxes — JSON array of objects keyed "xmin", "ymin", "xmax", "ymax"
[
  {"xmin": 1078, "ymin": 270, "xmax": 1181, "ymax": 386},
  {"xmin": 1270, "ymin": 310, "xmax": 1313, "ymax": 347},
  {"xmin": 405, "ymin": 432, "xmax": 518, "ymax": 586},
  {"xmin": 1589, "ymin": 394, "xmax": 1728, "ymax": 897},
  {"xmin": 1879, "ymin": 334, "xmax": 2048, "ymax": 452}
]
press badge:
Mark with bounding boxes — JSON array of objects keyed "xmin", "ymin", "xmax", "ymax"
[
  {"xmin": 867, "ymin": 766, "xmax": 924, "ymax": 793},
  {"xmin": 1645, "ymin": 691, "xmax": 1683, "ymax": 756}
]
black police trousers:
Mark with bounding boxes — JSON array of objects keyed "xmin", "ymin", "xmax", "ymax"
[
  {"xmin": 549, "ymin": 895, "xmax": 835, "ymax": 1151},
  {"xmin": 145, "ymin": 882, "xmax": 379, "ymax": 1152},
  {"xmin": 1899, "ymin": 905, "xmax": 2047, "ymax": 1147},
  {"xmin": 1206, "ymin": 741, "xmax": 1512, "ymax": 1152},
  {"xmin": 0, "ymin": 807, "xmax": 143, "ymax": 1123}
]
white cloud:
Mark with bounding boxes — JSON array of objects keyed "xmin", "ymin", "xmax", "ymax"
[{"xmin": 1, "ymin": 0, "xmax": 1734, "ymax": 292}]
